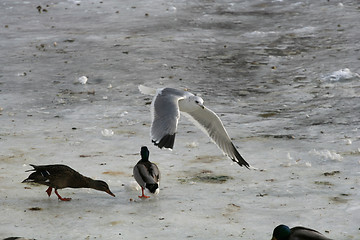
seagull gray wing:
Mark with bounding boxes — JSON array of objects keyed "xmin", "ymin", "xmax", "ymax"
[
  {"xmin": 151, "ymin": 88, "xmax": 185, "ymax": 149},
  {"xmin": 182, "ymin": 106, "xmax": 249, "ymax": 168}
]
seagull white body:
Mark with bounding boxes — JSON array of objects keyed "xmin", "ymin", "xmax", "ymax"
[{"xmin": 138, "ymin": 85, "xmax": 249, "ymax": 168}]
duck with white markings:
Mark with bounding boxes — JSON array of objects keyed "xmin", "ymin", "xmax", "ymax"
[
  {"xmin": 139, "ymin": 85, "xmax": 250, "ymax": 168},
  {"xmin": 22, "ymin": 164, "xmax": 115, "ymax": 201},
  {"xmin": 133, "ymin": 146, "xmax": 160, "ymax": 198},
  {"xmin": 271, "ymin": 224, "xmax": 334, "ymax": 240}
]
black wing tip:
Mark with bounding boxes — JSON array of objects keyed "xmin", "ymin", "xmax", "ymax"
[
  {"xmin": 231, "ymin": 143, "xmax": 250, "ymax": 169},
  {"xmin": 234, "ymin": 158, "xmax": 250, "ymax": 169},
  {"xmin": 153, "ymin": 134, "xmax": 176, "ymax": 149}
]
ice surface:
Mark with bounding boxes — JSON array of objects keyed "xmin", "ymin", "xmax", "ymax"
[{"xmin": 1, "ymin": 0, "xmax": 359, "ymax": 239}]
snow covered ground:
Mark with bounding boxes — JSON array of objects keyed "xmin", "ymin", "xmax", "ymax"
[{"xmin": 1, "ymin": 0, "xmax": 359, "ymax": 239}]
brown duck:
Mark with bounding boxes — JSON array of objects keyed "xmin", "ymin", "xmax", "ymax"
[{"xmin": 22, "ymin": 164, "xmax": 115, "ymax": 201}]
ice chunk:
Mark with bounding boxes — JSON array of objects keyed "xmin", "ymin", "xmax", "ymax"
[
  {"xmin": 101, "ymin": 129, "xmax": 114, "ymax": 137},
  {"xmin": 186, "ymin": 141, "xmax": 199, "ymax": 148},
  {"xmin": 124, "ymin": 180, "xmax": 141, "ymax": 192},
  {"xmin": 323, "ymin": 68, "xmax": 360, "ymax": 81},
  {"xmin": 78, "ymin": 76, "xmax": 88, "ymax": 84},
  {"xmin": 309, "ymin": 149, "xmax": 343, "ymax": 161}
]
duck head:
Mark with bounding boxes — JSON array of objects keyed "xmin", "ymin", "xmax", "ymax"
[
  {"xmin": 272, "ymin": 224, "xmax": 291, "ymax": 240},
  {"xmin": 93, "ymin": 180, "xmax": 115, "ymax": 197},
  {"xmin": 141, "ymin": 146, "xmax": 150, "ymax": 160}
]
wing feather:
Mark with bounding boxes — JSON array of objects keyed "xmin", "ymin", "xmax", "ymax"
[
  {"xmin": 133, "ymin": 164, "xmax": 159, "ymax": 187},
  {"xmin": 183, "ymin": 107, "xmax": 249, "ymax": 168}
]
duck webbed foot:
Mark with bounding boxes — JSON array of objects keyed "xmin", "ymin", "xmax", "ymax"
[
  {"xmin": 138, "ymin": 187, "xmax": 150, "ymax": 199},
  {"xmin": 55, "ymin": 189, "xmax": 72, "ymax": 201}
]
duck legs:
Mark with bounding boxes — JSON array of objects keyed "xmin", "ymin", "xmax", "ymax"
[
  {"xmin": 46, "ymin": 187, "xmax": 52, "ymax": 197},
  {"xmin": 138, "ymin": 187, "xmax": 150, "ymax": 199},
  {"xmin": 45, "ymin": 187, "xmax": 71, "ymax": 201},
  {"xmin": 55, "ymin": 189, "xmax": 71, "ymax": 201}
]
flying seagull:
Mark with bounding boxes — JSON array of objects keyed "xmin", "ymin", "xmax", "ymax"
[{"xmin": 139, "ymin": 85, "xmax": 249, "ymax": 168}]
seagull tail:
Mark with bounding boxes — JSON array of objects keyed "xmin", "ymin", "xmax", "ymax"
[
  {"xmin": 153, "ymin": 134, "xmax": 176, "ymax": 149},
  {"xmin": 139, "ymin": 85, "xmax": 157, "ymax": 95}
]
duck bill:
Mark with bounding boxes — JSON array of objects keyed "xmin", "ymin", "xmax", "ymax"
[{"xmin": 106, "ymin": 189, "xmax": 115, "ymax": 197}]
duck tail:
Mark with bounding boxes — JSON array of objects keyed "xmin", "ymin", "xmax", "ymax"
[
  {"xmin": 146, "ymin": 183, "xmax": 159, "ymax": 193},
  {"xmin": 22, "ymin": 178, "xmax": 31, "ymax": 183},
  {"xmin": 25, "ymin": 164, "xmax": 37, "ymax": 172}
]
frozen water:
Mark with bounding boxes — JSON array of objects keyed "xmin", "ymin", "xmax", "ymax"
[
  {"xmin": 1, "ymin": 0, "xmax": 359, "ymax": 239},
  {"xmin": 322, "ymin": 68, "xmax": 360, "ymax": 82}
]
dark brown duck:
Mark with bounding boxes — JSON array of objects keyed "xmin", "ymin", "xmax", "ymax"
[{"xmin": 22, "ymin": 164, "xmax": 115, "ymax": 201}]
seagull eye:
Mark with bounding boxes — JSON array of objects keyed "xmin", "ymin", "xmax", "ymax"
[{"xmin": 195, "ymin": 100, "xmax": 199, "ymax": 104}]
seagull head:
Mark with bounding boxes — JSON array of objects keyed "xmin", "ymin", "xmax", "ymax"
[{"xmin": 193, "ymin": 96, "xmax": 204, "ymax": 109}]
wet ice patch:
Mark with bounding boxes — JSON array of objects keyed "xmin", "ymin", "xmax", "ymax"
[
  {"xmin": 309, "ymin": 149, "xmax": 343, "ymax": 161},
  {"xmin": 322, "ymin": 68, "xmax": 360, "ymax": 82}
]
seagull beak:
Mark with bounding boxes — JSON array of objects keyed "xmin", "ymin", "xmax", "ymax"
[
  {"xmin": 106, "ymin": 189, "xmax": 115, "ymax": 197},
  {"xmin": 200, "ymin": 104, "xmax": 205, "ymax": 109}
]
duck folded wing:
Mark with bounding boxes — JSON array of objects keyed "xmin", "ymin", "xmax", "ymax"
[
  {"xmin": 150, "ymin": 163, "xmax": 160, "ymax": 182},
  {"xmin": 133, "ymin": 164, "xmax": 158, "ymax": 187},
  {"xmin": 291, "ymin": 227, "xmax": 333, "ymax": 240}
]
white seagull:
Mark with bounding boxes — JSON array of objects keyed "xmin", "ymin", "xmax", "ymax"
[{"xmin": 139, "ymin": 85, "xmax": 249, "ymax": 168}]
